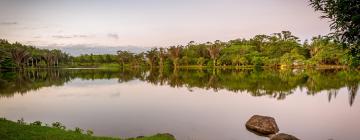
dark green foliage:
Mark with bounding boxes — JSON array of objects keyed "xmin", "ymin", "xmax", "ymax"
[
  {"xmin": 30, "ymin": 121, "xmax": 42, "ymax": 126},
  {"xmin": 0, "ymin": 39, "xmax": 70, "ymax": 68},
  {"xmin": 309, "ymin": 0, "xmax": 360, "ymax": 67},
  {"xmin": 52, "ymin": 122, "xmax": 66, "ymax": 130},
  {"xmin": 309, "ymin": 0, "xmax": 360, "ymax": 46}
]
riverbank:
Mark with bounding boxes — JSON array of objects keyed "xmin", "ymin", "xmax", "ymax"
[
  {"xmin": 0, "ymin": 64, "xmax": 354, "ymax": 70},
  {"xmin": 0, "ymin": 118, "xmax": 175, "ymax": 140}
]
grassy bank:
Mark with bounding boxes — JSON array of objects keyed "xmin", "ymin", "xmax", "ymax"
[{"xmin": 0, "ymin": 118, "xmax": 175, "ymax": 140}]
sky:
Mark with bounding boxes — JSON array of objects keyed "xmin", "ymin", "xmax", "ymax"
[{"xmin": 0, "ymin": 0, "xmax": 331, "ymax": 48}]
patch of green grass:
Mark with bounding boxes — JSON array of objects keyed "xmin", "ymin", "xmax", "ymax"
[
  {"xmin": 97, "ymin": 63, "xmax": 121, "ymax": 69},
  {"xmin": 0, "ymin": 118, "xmax": 175, "ymax": 140}
]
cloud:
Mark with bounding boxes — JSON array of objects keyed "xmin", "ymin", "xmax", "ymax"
[
  {"xmin": 0, "ymin": 22, "xmax": 18, "ymax": 25},
  {"xmin": 52, "ymin": 34, "xmax": 90, "ymax": 39},
  {"xmin": 107, "ymin": 33, "xmax": 119, "ymax": 40}
]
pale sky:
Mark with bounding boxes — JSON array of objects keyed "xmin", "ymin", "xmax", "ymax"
[{"xmin": 0, "ymin": 0, "xmax": 330, "ymax": 48}]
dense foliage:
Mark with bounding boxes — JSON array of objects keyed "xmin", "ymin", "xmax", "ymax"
[
  {"xmin": 0, "ymin": 31, "xmax": 355, "ymax": 69},
  {"xmin": 0, "ymin": 39, "xmax": 71, "ymax": 68},
  {"xmin": 114, "ymin": 31, "xmax": 351, "ymax": 68},
  {"xmin": 309, "ymin": 0, "xmax": 360, "ymax": 66}
]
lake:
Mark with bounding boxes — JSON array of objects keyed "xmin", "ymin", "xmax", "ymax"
[{"xmin": 0, "ymin": 68, "xmax": 359, "ymax": 140}]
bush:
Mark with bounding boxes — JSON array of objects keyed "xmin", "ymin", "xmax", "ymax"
[
  {"xmin": 30, "ymin": 121, "xmax": 42, "ymax": 126},
  {"xmin": 52, "ymin": 122, "xmax": 66, "ymax": 130},
  {"xmin": 86, "ymin": 129, "xmax": 94, "ymax": 136},
  {"xmin": 75, "ymin": 127, "xmax": 84, "ymax": 134}
]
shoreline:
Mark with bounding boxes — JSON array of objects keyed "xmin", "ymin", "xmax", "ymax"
[{"xmin": 0, "ymin": 118, "xmax": 175, "ymax": 140}]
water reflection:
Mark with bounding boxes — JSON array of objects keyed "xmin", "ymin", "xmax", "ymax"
[{"xmin": 0, "ymin": 68, "xmax": 359, "ymax": 106}]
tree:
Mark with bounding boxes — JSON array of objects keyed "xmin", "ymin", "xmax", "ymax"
[
  {"xmin": 167, "ymin": 46, "xmax": 182, "ymax": 68},
  {"xmin": 196, "ymin": 57, "xmax": 205, "ymax": 66},
  {"xmin": 207, "ymin": 40, "xmax": 224, "ymax": 67},
  {"xmin": 10, "ymin": 44, "xmax": 30, "ymax": 68},
  {"xmin": 117, "ymin": 50, "xmax": 134, "ymax": 66},
  {"xmin": 308, "ymin": 36, "xmax": 346, "ymax": 65},
  {"xmin": 158, "ymin": 47, "xmax": 166, "ymax": 67},
  {"xmin": 310, "ymin": 0, "xmax": 360, "ymax": 66},
  {"xmin": 43, "ymin": 51, "xmax": 54, "ymax": 67},
  {"xmin": 145, "ymin": 48, "xmax": 158, "ymax": 68}
]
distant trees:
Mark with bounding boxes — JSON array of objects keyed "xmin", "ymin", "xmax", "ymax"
[
  {"xmin": 117, "ymin": 50, "xmax": 134, "ymax": 67},
  {"xmin": 0, "ymin": 30, "xmax": 354, "ymax": 69},
  {"xmin": 145, "ymin": 48, "xmax": 158, "ymax": 68},
  {"xmin": 158, "ymin": 48, "xmax": 166, "ymax": 67},
  {"xmin": 109, "ymin": 31, "xmax": 352, "ymax": 68},
  {"xmin": 207, "ymin": 40, "xmax": 224, "ymax": 67},
  {"xmin": 0, "ymin": 39, "xmax": 70, "ymax": 68},
  {"xmin": 167, "ymin": 46, "xmax": 181, "ymax": 68},
  {"xmin": 10, "ymin": 46, "xmax": 30, "ymax": 68},
  {"xmin": 307, "ymin": 36, "xmax": 346, "ymax": 65}
]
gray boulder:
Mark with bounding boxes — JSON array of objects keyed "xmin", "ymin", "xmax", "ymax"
[
  {"xmin": 270, "ymin": 133, "xmax": 300, "ymax": 140},
  {"xmin": 245, "ymin": 115, "xmax": 279, "ymax": 135}
]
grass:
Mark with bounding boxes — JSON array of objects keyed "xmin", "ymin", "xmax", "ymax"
[{"xmin": 0, "ymin": 118, "xmax": 175, "ymax": 140}]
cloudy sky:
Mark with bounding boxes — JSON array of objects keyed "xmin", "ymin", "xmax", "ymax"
[{"xmin": 0, "ymin": 0, "xmax": 330, "ymax": 48}]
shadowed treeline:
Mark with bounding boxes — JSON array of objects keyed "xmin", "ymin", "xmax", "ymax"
[{"xmin": 0, "ymin": 68, "xmax": 359, "ymax": 106}]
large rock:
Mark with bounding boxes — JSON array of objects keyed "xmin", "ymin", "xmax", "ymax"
[
  {"xmin": 270, "ymin": 133, "xmax": 299, "ymax": 140},
  {"xmin": 245, "ymin": 115, "xmax": 279, "ymax": 135}
]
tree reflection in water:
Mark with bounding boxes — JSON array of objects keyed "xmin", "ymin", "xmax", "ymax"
[{"xmin": 0, "ymin": 68, "xmax": 359, "ymax": 106}]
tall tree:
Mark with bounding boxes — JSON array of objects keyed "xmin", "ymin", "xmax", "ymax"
[
  {"xmin": 10, "ymin": 44, "xmax": 30, "ymax": 68},
  {"xmin": 167, "ymin": 46, "xmax": 182, "ymax": 68},
  {"xmin": 117, "ymin": 50, "xmax": 134, "ymax": 67},
  {"xmin": 145, "ymin": 48, "xmax": 158, "ymax": 68},
  {"xmin": 158, "ymin": 47, "xmax": 166, "ymax": 67},
  {"xmin": 207, "ymin": 40, "xmax": 223, "ymax": 67}
]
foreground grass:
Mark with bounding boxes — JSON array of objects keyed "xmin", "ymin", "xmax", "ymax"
[{"xmin": 0, "ymin": 118, "xmax": 175, "ymax": 140}]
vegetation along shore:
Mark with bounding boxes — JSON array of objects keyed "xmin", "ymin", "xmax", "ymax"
[
  {"xmin": 0, "ymin": 31, "xmax": 358, "ymax": 69},
  {"xmin": 0, "ymin": 118, "xmax": 175, "ymax": 140}
]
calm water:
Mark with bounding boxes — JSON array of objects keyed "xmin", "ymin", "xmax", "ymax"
[{"xmin": 0, "ymin": 68, "xmax": 359, "ymax": 140}]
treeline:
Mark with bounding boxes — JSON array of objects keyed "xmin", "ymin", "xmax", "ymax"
[
  {"xmin": 0, "ymin": 31, "xmax": 356, "ymax": 69},
  {"xmin": 0, "ymin": 39, "xmax": 71, "ymax": 68},
  {"xmin": 118, "ymin": 31, "xmax": 353, "ymax": 68}
]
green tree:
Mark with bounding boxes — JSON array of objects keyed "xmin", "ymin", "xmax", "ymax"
[
  {"xmin": 145, "ymin": 48, "xmax": 158, "ymax": 68},
  {"xmin": 310, "ymin": 0, "xmax": 360, "ymax": 66},
  {"xmin": 167, "ymin": 46, "xmax": 182, "ymax": 68},
  {"xmin": 207, "ymin": 40, "xmax": 224, "ymax": 67}
]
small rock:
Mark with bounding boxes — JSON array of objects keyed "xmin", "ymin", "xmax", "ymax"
[
  {"xmin": 270, "ymin": 133, "xmax": 299, "ymax": 140},
  {"xmin": 245, "ymin": 115, "xmax": 279, "ymax": 135}
]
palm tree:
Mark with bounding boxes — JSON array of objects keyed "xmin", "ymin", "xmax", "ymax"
[
  {"xmin": 207, "ymin": 40, "xmax": 223, "ymax": 67},
  {"xmin": 117, "ymin": 50, "xmax": 134, "ymax": 67},
  {"xmin": 167, "ymin": 46, "xmax": 182, "ymax": 68},
  {"xmin": 43, "ymin": 51, "xmax": 55, "ymax": 67},
  {"xmin": 145, "ymin": 48, "xmax": 158, "ymax": 68},
  {"xmin": 10, "ymin": 45, "xmax": 30, "ymax": 68},
  {"xmin": 158, "ymin": 47, "xmax": 166, "ymax": 67},
  {"xmin": 51, "ymin": 49, "xmax": 63, "ymax": 67}
]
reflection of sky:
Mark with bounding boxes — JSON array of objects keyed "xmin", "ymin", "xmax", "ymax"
[
  {"xmin": 0, "ymin": 0, "xmax": 330, "ymax": 48},
  {"xmin": 0, "ymin": 79, "xmax": 359, "ymax": 140}
]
